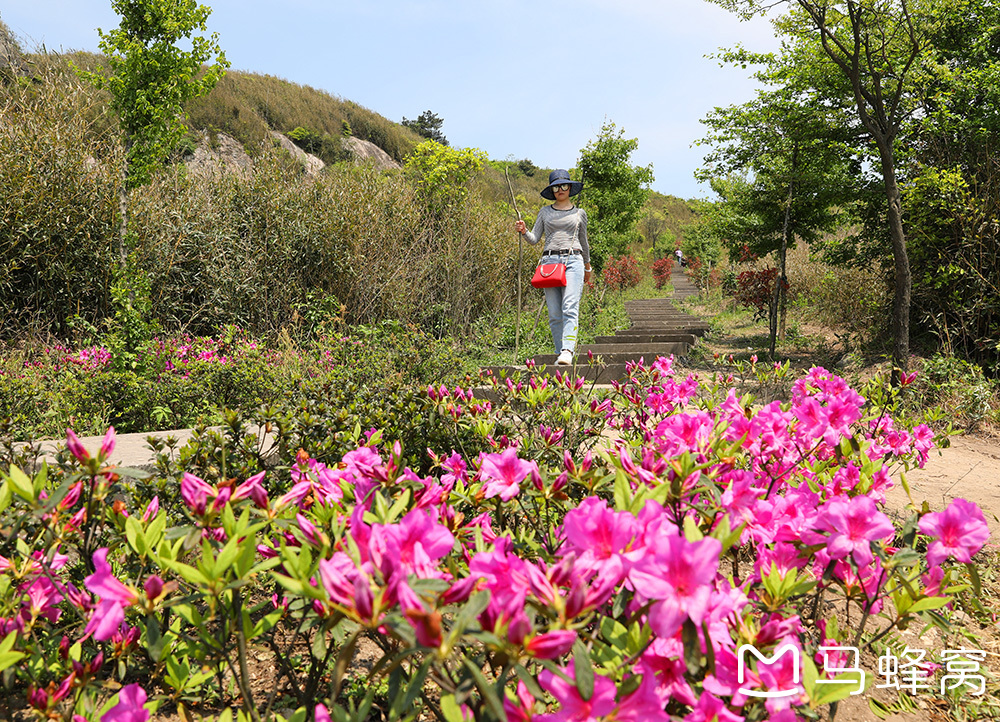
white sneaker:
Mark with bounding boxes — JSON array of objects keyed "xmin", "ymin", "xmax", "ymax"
[{"xmin": 556, "ymin": 351, "xmax": 573, "ymax": 366}]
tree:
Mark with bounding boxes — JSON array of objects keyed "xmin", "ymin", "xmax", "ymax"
[
  {"xmin": 577, "ymin": 120, "xmax": 654, "ymax": 269},
  {"xmin": 697, "ymin": 75, "xmax": 855, "ymax": 355},
  {"xmin": 709, "ymin": 0, "xmax": 951, "ymax": 375},
  {"xmin": 77, "ymin": 0, "xmax": 227, "ymax": 263},
  {"xmin": 403, "ymin": 110, "xmax": 448, "ymax": 146},
  {"xmin": 405, "ymin": 140, "xmax": 486, "ymax": 216}
]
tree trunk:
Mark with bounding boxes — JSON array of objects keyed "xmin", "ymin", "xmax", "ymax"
[
  {"xmin": 118, "ymin": 145, "xmax": 130, "ymax": 266},
  {"xmin": 771, "ymin": 149, "xmax": 797, "ymax": 358},
  {"xmin": 877, "ymin": 139, "xmax": 912, "ymax": 378}
]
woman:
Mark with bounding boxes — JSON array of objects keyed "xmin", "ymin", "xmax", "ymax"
[{"xmin": 515, "ymin": 169, "xmax": 592, "ymax": 365}]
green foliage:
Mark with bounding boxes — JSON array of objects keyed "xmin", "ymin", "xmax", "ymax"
[
  {"xmin": 906, "ymin": 166, "xmax": 1000, "ymax": 370},
  {"xmin": 405, "ymin": 140, "xmax": 486, "ymax": 215},
  {"xmin": 105, "ymin": 260, "xmax": 160, "ymax": 373},
  {"xmin": 75, "ymin": 0, "xmax": 228, "ymax": 189},
  {"xmin": 907, "ymin": 354, "xmax": 998, "ymax": 430},
  {"xmin": 516, "ymin": 158, "xmax": 538, "ymax": 177},
  {"xmin": 680, "ymin": 206, "xmax": 724, "ymax": 269},
  {"xmin": 0, "ymin": 66, "xmax": 118, "ymax": 335},
  {"xmin": 578, "ymin": 121, "xmax": 654, "ymax": 269},
  {"xmin": 402, "ymin": 109, "xmax": 448, "ymax": 145},
  {"xmin": 286, "ymin": 125, "xmax": 349, "ymax": 165}
]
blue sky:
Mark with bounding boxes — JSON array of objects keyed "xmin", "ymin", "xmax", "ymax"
[{"xmin": 3, "ymin": 1, "xmax": 780, "ymax": 199}]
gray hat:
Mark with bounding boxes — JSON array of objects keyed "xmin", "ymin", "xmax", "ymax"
[{"xmin": 541, "ymin": 169, "xmax": 584, "ymax": 200}]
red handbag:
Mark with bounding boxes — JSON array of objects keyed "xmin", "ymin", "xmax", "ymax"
[{"xmin": 531, "ymin": 262, "xmax": 567, "ymax": 288}]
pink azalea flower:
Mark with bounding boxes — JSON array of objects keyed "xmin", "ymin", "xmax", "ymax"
[
  {"xmin": 85, "ymin": 549, "xmax": 138, "ymax": 606},
  {"xmin": 808, "ymin": 495, "xmax": 894, "ymax": 567},
  {"xmin": 561, "ymin": 497, "xmax": 638, "ymax": 575},
  {"xmin": 102, "ymin": 683, "xmax": 149, "ymax": 722},
  {"xmin": 232, "ymin": 471, "xmax": 269, "ymax": 509},
  {"xmin": 536, "ymin": 668, "xmax": 618, "ymax": 722},
  {"xmin": 503, "ymin": 681, "xmax": 536, "ymax": 722},
  {"xmin": 918, "ymin": 498, "xmax": 991, "ymax": 566},
  {"xmin": 180, "ymin": 472, "xmax": 215, "ymax": 515},
  {"xmin": 629, "ymin": 534, "xmax": 722, "ymax": 638},
  {"xmin": 525, "ymin": 630, "xmax": 577, "ymax": 659},
  {"xmin": 369, "ymin": 508, "xmax": 455, "ymax": 582},
  {"xmin": 637, "ymin": 637, "xmax": 697, "ymax": 707},
  {"xmin": 479, "ymin": 448, "xmax": 538, "ymax": 501},
  {"xmin": 140, "ymin": 496, "xmax": 159, "ymax": 522},
  {"xmin": 99, "ymin": 426, "xmax": 116, "ymax": 460},
  {"xmin": 685, "ymin": 692, "xmax": 744, "ymax": 722},
  {"xmin": 83, "ymin": 549, "xmax": 138, "ymax": 642},
  {"xmin": 65, "ymin": 428, "xmax": 90, "ymax": 464}
]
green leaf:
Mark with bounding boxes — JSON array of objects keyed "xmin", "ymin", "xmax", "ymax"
[
  {"xmin": 439, "ymin": 694, "xmax": 464, "ymax": 722},
  {"xmin": 461, "ymin": 658, "xmax": 506, "ymax": 721},
  {"xmin": 447, "ymin": 590, "xmax": 490, "ymax": 644},
  {"xmin": 0, "ymin": 480, "xmax": 12, "ymax": 514},
  {"xmin": 0, "ymin": 632, "xmax": 23, "ymax": 672},
  {"xmin": 909, "ymin": 596, "xmax": 953, "ymax": 613},
  {"xmin": 613, "ymin": 470, "xmax": 632, "ymax": 511},
  {"xmin": 599, "ymin": 617, "xmax": 628, "ymax": 651},
  {"xmin": 6, "ymin": 466, "xmax": 34, "ymax": 502},
  {"xmin": 125, "ymin": 516, "xmax": 147, "ymax": 556},
  {"xmin": 513, "ymin": 663, "xmax": 546, "ymax": 701},
  {"xmin": 572, "ymin": 637, "xmax": 595, "ymax": 702}
]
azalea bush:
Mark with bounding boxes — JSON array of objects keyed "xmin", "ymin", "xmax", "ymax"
[
  {"xmin": 651, "ymin": 258, "xmax": 672, "ymax": 290},
  {"xmin": 0, "ymin": 358, "xmax": 993, "ymax": 722},
  {"xmin": 733, "ymin": 269, "xmax": 787, "ymax": 321},
  {"xmin": 602, "ymin": 256, "xmax": 642, "ymax": 292}
]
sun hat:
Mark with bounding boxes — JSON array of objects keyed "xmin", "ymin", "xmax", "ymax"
[{"xmin": 540, "ymin": 169, "xmax": 584, "ymax": 200}]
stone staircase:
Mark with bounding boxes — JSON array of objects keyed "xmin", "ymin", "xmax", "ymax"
[{"xmin": 481, "ymin": 264, "xmax": 708, "ymax": 383}]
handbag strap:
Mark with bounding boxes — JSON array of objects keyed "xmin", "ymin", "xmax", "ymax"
[{"xmin": 538, "ymin": 263, "xmax": 563, "ymax": 278}]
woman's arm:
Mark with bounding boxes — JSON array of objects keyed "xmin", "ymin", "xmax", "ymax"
[
  {"xmin": 517, "ymin": 207, "xmax": 545, "ymax": 245},
  {"xmin": 579, "ymin": 209, "xmax": 593, "ymax": 279}
]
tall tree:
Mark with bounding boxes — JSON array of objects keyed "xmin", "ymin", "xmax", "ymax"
[
  {"xmin": 578, "ymin": 120, "xmax": 654, "ymax": 269},
  {"xmin": 697, "ymin": 71, "xmax": 855, "ymax": 355},
  {"xmin": 77, "ymin": 0, "xmax": 228, "ymax": 263},
  {"xmin": 403, "ymin": 110, "xmax": 449, "ymax": 146},
  {"xmin": 710, "ymin": 0, "xmax": 950, "ymax": 375}
]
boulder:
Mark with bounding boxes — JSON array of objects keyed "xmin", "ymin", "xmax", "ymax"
[
  {"xmin": 269, "ymin": 130, "xmax": 325, "ymax": 177},
  {"xmin": 184, "ymin": 130, "xmax": 254, "ymax": 177},
  {"xmin": 343, "ymin": 136, "xmax": 401, "ymax": 171},
  {"xmin": 0, "ymin": 18, "xmax": 28, "ymax": 78}
]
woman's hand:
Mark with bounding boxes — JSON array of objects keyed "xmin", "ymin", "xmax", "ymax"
[
  {"xmin": 515, "ymin": 220, "xmax": 526, "ymax": 234},
  {"xmin": 585, "ymin": 267, "xmax": 593, "ymax": 283}
]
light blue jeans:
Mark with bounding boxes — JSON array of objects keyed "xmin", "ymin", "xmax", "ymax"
[{"xmin": 541, "ymin": 254, "xmax": 585, "ymax": 355}]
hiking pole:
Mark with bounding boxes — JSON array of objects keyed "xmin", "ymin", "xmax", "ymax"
[{"xmin": 504, "ymin": 166, "xmax": 523, "ymax": 357}]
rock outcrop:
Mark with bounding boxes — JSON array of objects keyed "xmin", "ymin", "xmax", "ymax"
[
  {"xmin": 343, "ymin": 136, "xmax": 401, "ymax": 171},
  {"xmin": 269, "ymin": 130, "xmax": 325, "ymax": 177},
  {"xmin": 184, "ymin": 130, "xmax": 254, "ymax": 177},
  {"xmin": 0, "ymin": 17, "xmax": 29, "ymax": 78}
]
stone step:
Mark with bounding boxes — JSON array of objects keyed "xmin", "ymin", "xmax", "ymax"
[
  {"xmin": 480, "ymin": 363, "xmax": 634, "ymax": 384},
  {"xmin": 626, "ymin": 313, "xmax": 701, "ymax": 321},
  {"xmin": 532, "ymin": 344, "xmax": 689, "ymax": 366},
  {"xmin": 616, "ymin": 326, "xmax": 708, "ymax": 337},
  {"xmin": 594, "ymin": 333, "xmax": 697, "ymax": 345}
]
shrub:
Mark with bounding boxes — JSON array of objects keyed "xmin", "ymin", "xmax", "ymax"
[
  {"xmin": 733, "ymin": 267, "xmax": 783, "ymax": 320},
  {"xmin": 0, "ymin": 361, "xmax": 987, "ymax": 722},
  {"xmin": 906, "ymin": 353, "xmax": 998, "ymax": 430},
  {"xmin": 651, "ymin": 257, "xmax": 672, "ymax": 289},
  {"xmin": 602, "ymin": 255, "xmax": 642, "ymax": 291}
]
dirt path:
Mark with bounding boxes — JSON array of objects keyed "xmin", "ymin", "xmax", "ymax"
[{"xmin": 885, "ymin": 433, "xmax": 1000, "ymax": 535}]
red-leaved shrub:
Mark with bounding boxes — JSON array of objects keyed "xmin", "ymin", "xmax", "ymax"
[
  {"xmin": 652, "ymin": 257, "xmax": 672, "ymax": 289},
  {"xmin": 603, "ymin": 255, "xmax": 641, "ymax": 291}
]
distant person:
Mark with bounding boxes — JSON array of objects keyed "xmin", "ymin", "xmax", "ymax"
[
  {"xmin": 675, "ymin": 248, "xmax": 685, "ymax": 267},
  {"xmin": 515, "ymin": 169, "xmax": 591, "ymax": 365}
]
